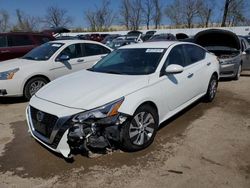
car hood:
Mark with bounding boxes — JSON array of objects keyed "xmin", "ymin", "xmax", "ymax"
[
  {"xmin": 0, "ymin": 58, "xmax": 40, "ymax": 72},
  {"xmin": 194, "ymin": 29, "xmax": 240, "ymax": 50},
  {"xmin": 35, "ymin": 70, "xmax": 149, "ymax": 110}
]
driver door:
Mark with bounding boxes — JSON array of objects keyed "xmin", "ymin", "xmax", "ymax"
[
  {"xmin": 159, "ymin": 45, "xmax": 195, "ymax": 111},
  {"xmin": 50, "ymin": 43, "xmax": 86, "ymax": 80}
]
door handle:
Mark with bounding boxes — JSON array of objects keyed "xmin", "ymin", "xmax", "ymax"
[
  {"xmin": 207, "ymin": 62, "xmax": 211, "ymax": 66},
  {"xmin": 77, "ymin": 59, "xmax": 84, "ymax": 62},
  {"xmin": 187, "ymin": 73, "xmax": 194, "ymax": 78}
]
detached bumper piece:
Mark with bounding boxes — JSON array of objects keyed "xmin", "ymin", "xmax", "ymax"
[{"xmin": 0, "ymin": 89, "xmax": 7, "ymax": 96}]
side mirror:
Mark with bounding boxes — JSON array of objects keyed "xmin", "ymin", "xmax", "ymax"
[
  {"xmin": 165, "ymin": 64, "xmax": 184, "ymax": 74},
  {"xmin": 58, "ymin": 54, "xmax": 70, "ymax": 61}
]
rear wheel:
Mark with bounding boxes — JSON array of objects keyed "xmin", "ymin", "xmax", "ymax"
[
  {"xmin": 120, "ymin": 105, "xmax": 158, "ymax": 151},
  {"xmin": 204, "ymin": 74, "xmax": 218, "ymax": 102},
  {"xmin": 24, "ymin": 77, "xmax": 48, "ymax": 100}
]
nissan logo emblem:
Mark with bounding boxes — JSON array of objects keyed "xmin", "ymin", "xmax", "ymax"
[{"xmin": 36, "ymin": 111, "xmax": 44, "ymax": 122}]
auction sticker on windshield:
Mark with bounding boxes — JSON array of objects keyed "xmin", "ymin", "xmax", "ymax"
[{"xmin": 146, "ymin": 49, "xmax": 164, "ymax": 53}]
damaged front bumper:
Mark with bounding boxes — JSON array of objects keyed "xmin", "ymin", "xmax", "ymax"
[{"xmin": 26, "ymin": 105, "xmax": 129, "ymax": 158}]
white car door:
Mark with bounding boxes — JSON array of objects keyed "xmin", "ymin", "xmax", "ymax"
[
  {"xmin": 49, "ymin": 43, "xmax": 110, "ymax": 80},
  {"xmin": 182, "ymin": 44, "xmax": 208, "ymax": 96},
  {"xmin": 159, "ymin": 44, "xmax": 197, "ymax": 111}
]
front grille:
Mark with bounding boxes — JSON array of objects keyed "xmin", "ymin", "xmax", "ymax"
[{"xmin": 30, "ymin": 106, "xmax": 58, "ymax": 138}]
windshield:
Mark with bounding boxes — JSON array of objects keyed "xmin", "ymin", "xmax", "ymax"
[
  {"xmin": 89, "ymin": 48, "xmax": 165, "ymax": 75},
  {"xmin": 22, "ymin": 42, "xmax": 64, "ymax": 61}
]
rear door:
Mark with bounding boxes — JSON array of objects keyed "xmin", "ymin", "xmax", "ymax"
[
  {"xmin": 81, "ymin": 43, "xmax": 111, "ymax": 67},
  {"xmin": 183, "ymin": 44, "xmax": 208, "ymax": 94}
]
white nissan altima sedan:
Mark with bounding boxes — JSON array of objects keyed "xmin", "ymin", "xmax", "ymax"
[
  {"xmin": 26, "ymin": 41, "xmax": 220, "ymax": 158},
  {"xmin": 0, "ymin": 40, "xmax": 112, "ymax": 99}
]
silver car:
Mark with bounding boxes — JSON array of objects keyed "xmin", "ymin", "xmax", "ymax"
[{"xmin": 194, "ymin": 29, "xmax": 243, "ymax": 80}]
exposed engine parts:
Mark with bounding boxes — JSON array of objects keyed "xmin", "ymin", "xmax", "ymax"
[{"xmin": 67, "ymin": 114, "xmax": 128, "ymax": 157}]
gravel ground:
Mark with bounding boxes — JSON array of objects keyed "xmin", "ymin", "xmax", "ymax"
[{"xmin": 0, "ymin": 76, "xmax": 250, "ymax": 188}]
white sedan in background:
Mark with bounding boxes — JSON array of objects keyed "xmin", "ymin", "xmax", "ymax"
[
  {"xmin": 0, "ymin": 40, "xmax": 112, "ymax": 99},
  {"xmin": 27, "ymin": 41, "xmax": 219, "ymax": 158}
]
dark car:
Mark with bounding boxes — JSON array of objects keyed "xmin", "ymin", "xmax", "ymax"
[
  {"xmin": 142, "ymin": 30, "xmax": 156, "ymax": 41},
  {"xmin": 0, "ymin": 32, "xmax": 55, "ymax": 61},
  {"xmin": 148, "ymin": 33, "xmax": 176, "ymax": 41}
]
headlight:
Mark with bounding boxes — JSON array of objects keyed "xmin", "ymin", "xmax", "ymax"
[
  {"xmin": 221, "ymin": 60, "xmax": 237, "ymax": 65},
  {"xmin": 0, "ymin": 68, "xmax": 19, "ymax": 80},
  {"xmin": 72, "ymin": 97, "xmax": 124, "ymax": 123}
]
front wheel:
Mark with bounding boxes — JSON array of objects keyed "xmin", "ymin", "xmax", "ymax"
[
  {"xmin": 204, "ymin": 74, "xmax": 218, "ymax": 102},
  {"xmin": 234, "ymin": 64, "xmax": 241, "ymax": 80},
  {"xmin": 120, "ymin": 105, "xmax": 158, "ymax": 151},
  {"xmin": 24, "ymin": 77, "xmax": 48, "ymax": 100}
]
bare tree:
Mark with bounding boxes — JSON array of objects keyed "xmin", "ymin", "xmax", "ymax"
[
  {"xmin": 44, "ymin": 6, "xmax": 72, "ymax": 28},
  {"xmin": 0, "ymin": 10, "xmax": 10, "ymax": 32},
  {"xmin": 198, "ymin": 0, "xmax": 214, "ymax": 27},
  {"xmin": 165, "ymin": 0, "xmax": 203, "ymax": 28},
  {"xmin": 152, "ymin": 0, "xmax": 162, "ymax": 29},
  {"xmin": 129, "ymin": 0, "xmax": 143, "ymax": 30},
  {"xmin": 120, "ymin": 0, "xmax": 132, "ymax": 30},
  {"xmin": 221, "ymin": 0, "xmax": 248, "ymax": 26},
  {"xmin": 165, "ymin": 0, "xmax": 183, "ymax": 27},
  {"xmin": 227, "ymin": 0, "xmax": 247, "ymax": 26},
  {"xmin": 13, "ymin": 9, "xmax": 40, "ymax": 31},
  {"xmin": 142, "ymin": 0, "xmax": 154, "ymax": 29},
  {"xmin": 221, "ymin": 0, "xmax": 231, "ymax": 27},
  {"xmin": 85, "ymin": 0, "xmax": 115, "ymax": 31}
]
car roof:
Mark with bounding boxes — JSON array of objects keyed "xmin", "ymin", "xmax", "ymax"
[
  {"xmin": 49, "ymin": 39, "xmax": 104, "ymax": 45},
  {"xmin": 119, "ymin": 41, "xmax": 178, "ymax": 49}
]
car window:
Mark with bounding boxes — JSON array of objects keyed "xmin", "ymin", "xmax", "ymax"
[
  {"xmin": 22, "ymin": 42, "xmax": 63, "ymax": 61},
  {"xmin": 90, "ymin": 48, "xmax": 165, "ymax": 75},
  {"xmin": 59, "ymin": 43, "xmax": 82, "ymax": 59},
  {"xmin": 165, "ymin": 45, "xmax": 186, "ymax": 67},
  {"xmin": 7, "ymin": 35, "xmax": 33, "ymax": 46},
  {"xmin": 83, "ymin": 43, "xmax": 111, "ymax": 56},
  {"xmin": 184, "ymin": 44, "xmax": 206, "ymax": 65},
  {"xmin": 0, "ymin": 36, "xmax": 7, "ymax": 47}
]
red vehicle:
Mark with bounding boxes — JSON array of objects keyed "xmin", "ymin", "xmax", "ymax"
[{"xmin": 0, "ymin": 32, "xmax": 55, "ymax": 61}]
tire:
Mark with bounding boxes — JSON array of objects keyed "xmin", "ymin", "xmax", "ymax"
[
  {"xmin": 234, "ymin": 64, "xmax": 241, "ymax": 80},
  {"xmin": 120, "ymin": 105, "xmax": 158, "ymax": 151},
  {"xmin": 24, "ymin": 77, "xmax": 48, "ymax": 100},
  {"xmin": 204, "ymin": 74, "xmax": 218, "ymax": 102}
]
